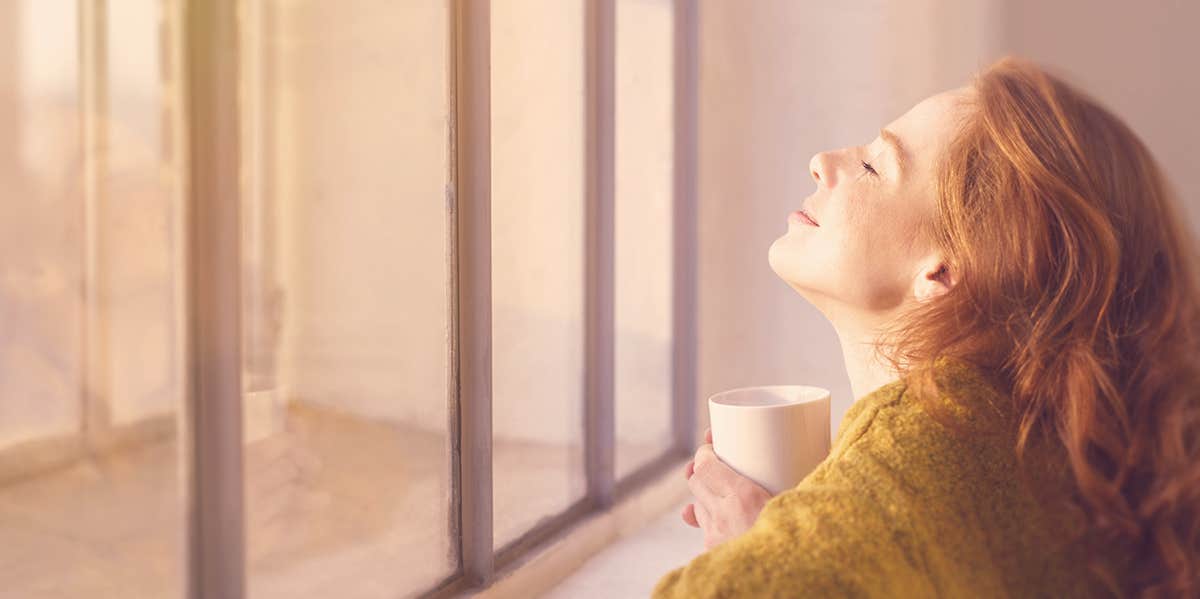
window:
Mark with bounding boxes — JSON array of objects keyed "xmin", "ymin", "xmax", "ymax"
[
  {"xmin": 490, "ymin": 0, "xmax": 589, "ymax": 551},
  {"xmin": 0, "ymin": 0, "xmax": 187, "ymax": 595},
  {"xmin": 0, "ymin": 0, "xmax": 697, "ymax": 596},
  {"xmin": 239, "ymin": 1, "xmax": 456, "ymax": 595},
  {"xmin": 615, "ymin": 0, "xmax": 678, "ymax": 481}
]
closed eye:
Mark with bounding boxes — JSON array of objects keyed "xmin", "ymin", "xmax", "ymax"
[{"xmin": 861, "ymin": 160, "xmax": 878, "ymax": 176}]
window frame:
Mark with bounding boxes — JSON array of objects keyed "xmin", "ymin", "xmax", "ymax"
[
  {"xmin": 177, "ymin": 0, "xmax": 700, "ymax": 596},
  {"xmin": 181, "ymin": 0, "xmax": 246, "ymax": 596}
]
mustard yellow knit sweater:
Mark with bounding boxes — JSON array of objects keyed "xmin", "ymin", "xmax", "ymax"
[{"xmin": 652, "ymin": 357, "xmax": 1114, "ymax": 598}]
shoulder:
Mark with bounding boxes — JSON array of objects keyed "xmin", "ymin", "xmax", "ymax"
[
  {"xmin": 835, "ymin": 356, "xmax": 1015, "ymax": 453},
  {"xmin": 812, "ymin": 357, "xmax": 1019, "ymax": 505}
]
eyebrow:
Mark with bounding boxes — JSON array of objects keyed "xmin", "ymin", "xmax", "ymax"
[{"xmin": 878, "ymin": 128, "xmax": 907, "ymax": 173}]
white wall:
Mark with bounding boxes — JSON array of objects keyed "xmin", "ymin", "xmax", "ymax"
[
  {"xmin": 489, "ymin": 0, "xmax": 587, "ymax": 446},
  {"xmin": 0, "ymin": 1, "xmax": 83, "ymax": 448},
  {"xmin": 1003, "ymin": 0, "xmax": 1200, "ymax": 222},
  {"xmin": 0, "ymin": 0, "xmax": 178, "ymax": 448},
  {"xmin": 102, "ymin": 0, "xmax": 178, "ymax": 426},
  {"xmin": 614, "ymin": 0, "xmax": 676, "ymax": 475},
  {"xmin": 267, "ymin": 0, "xmax": 452, "ymax": 429}
]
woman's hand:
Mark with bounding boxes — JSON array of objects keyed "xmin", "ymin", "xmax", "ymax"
[{"xmin": 681, "ymin": 427, "xmax": 773, "ymax": 550}]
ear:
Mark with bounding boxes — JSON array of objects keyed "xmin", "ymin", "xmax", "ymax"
[{"xmin": 913, "ymin": 257, "xmax": 955, "ymax": 302}]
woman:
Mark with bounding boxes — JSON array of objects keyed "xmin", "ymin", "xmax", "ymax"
[{"xmin": 653, "ymin": 57, "xmax": 1200, "ymax": 598}]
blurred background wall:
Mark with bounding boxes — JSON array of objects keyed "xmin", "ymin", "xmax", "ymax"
[
  {"xmin": 696, "ymin": 0, "xmax": 1200, "ymax": 435},
  {"xmin": 0, "ymin": 0, "xmax": 177, "ymax": 450}
]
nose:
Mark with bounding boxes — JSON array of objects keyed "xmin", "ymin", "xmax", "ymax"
[{"xmin": 809, "ymin": 151, "xmax": 834, "ymax": 188}]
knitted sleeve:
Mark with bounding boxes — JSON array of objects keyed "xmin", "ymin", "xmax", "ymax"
[{"xmin": 651, "ymin": 394, "xmax": 940, "ymax": 599}]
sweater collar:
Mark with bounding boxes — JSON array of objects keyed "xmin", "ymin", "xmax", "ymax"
[{"xmin": 835, "ymin": 355, "xmax": 1012, "ymax": 444}]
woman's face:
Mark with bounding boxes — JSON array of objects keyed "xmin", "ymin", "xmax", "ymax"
[{"xmin": 768, "ymin": 87, "xmax": 973, "ymax": 316}]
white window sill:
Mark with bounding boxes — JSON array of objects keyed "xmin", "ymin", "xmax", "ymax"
[
  {"xmin": 464, "ymin": 458, "xmax": 700, "ymax": 598},
  {"xmin": 541, "ymin": 498, "xmax": 700, "ymax": 598}
]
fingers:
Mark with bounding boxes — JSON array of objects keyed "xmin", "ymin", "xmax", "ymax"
[
  {"xmin": 687, "ymin": 453, "xmax": 723, "ymax": 507},
  {"xmin": 694, "ymin": 502, "xmax": 717, "ymax": 550},
  {"xmin": 684, "ymin": 429, "xmax": 711, "ymax": 481},
  {"xmin": 681, "ymin": 503, "xmax": 699, "ymax": 527},
  {"xmin": 693, "ymin": 500, "xmax": 711, "ymax": 531},
  {"xmin": 690, "ymin": 444, "xmax": 748, "ymax": 500},
  {"xmin": 693, "ymin": 442, "xmax": 718, "ymax": 471}
]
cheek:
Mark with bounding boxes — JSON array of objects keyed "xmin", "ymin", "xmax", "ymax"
[
  {"xmin": 840, "ymin": 194, "xmax": 926, "ymax": 257},
  {"xmin": 830, "ymin": 201, "xmax": 925, "ymax": 306},
  {"xmin": 835, "ymin": 201, "xmax": 884, "ymax": 264}
]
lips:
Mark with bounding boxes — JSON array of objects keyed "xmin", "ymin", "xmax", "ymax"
[{"xmin": 790, "ymin": 208, "xmax": 820, "ymax": 227}]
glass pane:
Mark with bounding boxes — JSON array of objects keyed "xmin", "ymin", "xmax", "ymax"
[
  {"xmin": 0, "ymin": 1, "xmax": 185, "ymax": 596},
  {"xmin": 491, "ymin": 0, "xmax": 588, "ymax": 549},
  {"xmin": 615, "ymin": 0, "xmax": 676, "ymax": 480},
  {"xmin": 241, "ymin": 2, "xmax": 455, "ymax": 597}
]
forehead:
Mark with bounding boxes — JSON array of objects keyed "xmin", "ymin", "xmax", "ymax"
[{"xmin": 886, "ymin": 87, "xmax": 974, "ymax": 169}]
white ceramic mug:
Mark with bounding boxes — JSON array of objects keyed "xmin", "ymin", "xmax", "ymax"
[{"xmin": 707, "ymin": 385, "xmax": 831, "ymax": 495}]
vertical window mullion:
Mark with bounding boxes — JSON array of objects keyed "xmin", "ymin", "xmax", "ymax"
[
  {"xmin": 79, "ymin": 0, "xmax": 112, "ymax": 449},
  {"xmin": 182, "ymin": 0, "xmax": 245, "ymax": 597},
  {"xmin": 585, "ymin": 0, "xmax": 617, "ymax": 509},
  {"xmin": 453, "ymin": 0, "xmax": 495, "ymax": 588},
  {"xmin": 672, "ymin": 0, "xmax": 699, "ymax": 455}
]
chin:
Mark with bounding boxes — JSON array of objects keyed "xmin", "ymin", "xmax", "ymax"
[
  {"xmin": 768, "ymin": 239, "xmax": 838, "ymax": 313},
  {"xmin": 768, "ymin": 236, "xmax": 807, "ymax": 288}
]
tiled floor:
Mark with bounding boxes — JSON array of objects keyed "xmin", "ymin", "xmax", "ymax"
[
  {"xmin": 541, "ymin": 500, "xmax": 703, "ymax": 599},
  {"xmin": 0, "ymin": 402, "xmax": 676, "ymax": 598},
  {"xmin": 0, "ymin": 403, "xmax": 463, "ymax": 598}
]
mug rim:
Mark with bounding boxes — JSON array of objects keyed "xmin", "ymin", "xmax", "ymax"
[{"xmin": 708, "ymin": 384, "xmax": 830, "ymax": 408}]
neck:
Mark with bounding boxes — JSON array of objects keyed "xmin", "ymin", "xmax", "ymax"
[{"xmin": 826, "ymin": 306, "xmax": 903, "ymax": 402}]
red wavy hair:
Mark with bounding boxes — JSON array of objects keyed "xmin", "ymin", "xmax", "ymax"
[{"xmin": 881, "ymin": 57, "xmax": 1200, "ymax": 597}]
